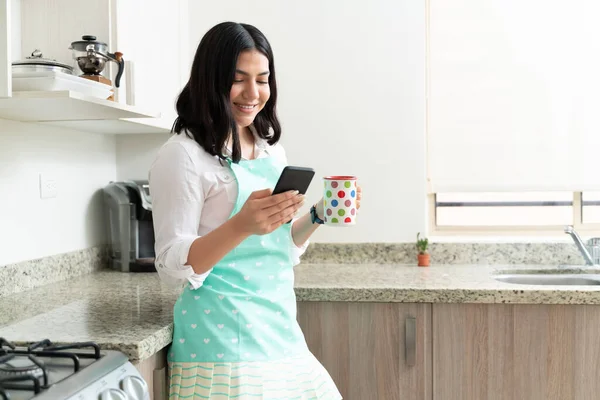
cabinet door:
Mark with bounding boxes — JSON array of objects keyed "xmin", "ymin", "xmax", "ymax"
[
  {"xmin": 133, "ymin": 347, "xmax": 168, "ymax": 400},
  {"xmin": 433, "ymin": 304, "xmax": 600, "ymax": 400},
  {"xmin": 297, "ymin": 302, "xmax": 432, "ymax": 400},
  {"xmin": 113, "ymin": 0, "xmax": 189, "ymax": 121}
]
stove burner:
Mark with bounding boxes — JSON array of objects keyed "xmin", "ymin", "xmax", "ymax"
[
  {"xmin": 0, "ymin": 337, "xmax": 102, "ymax": 397},
  {"xmin": 0, "ymin": 357, "xmax": 44, "ymax": 379}
]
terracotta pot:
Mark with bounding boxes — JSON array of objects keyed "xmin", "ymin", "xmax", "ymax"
[{"xmin": 418, "ymin": 253, "xmax": 430, "ymax": 267}]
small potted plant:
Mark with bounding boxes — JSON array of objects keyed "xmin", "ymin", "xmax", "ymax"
[{"xmin": 416, "ymin": 232, "xmax": 430, "ymax": 267}]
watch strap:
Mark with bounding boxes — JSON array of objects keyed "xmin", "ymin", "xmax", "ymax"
[{"xmin": 310, "ymin": 203, "xmax": 325, "ymax": 225}]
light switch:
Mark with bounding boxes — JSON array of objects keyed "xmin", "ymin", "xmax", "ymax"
[{"xmin": 39, "ymin": 173, "xmax": 58, "ymax": 199}]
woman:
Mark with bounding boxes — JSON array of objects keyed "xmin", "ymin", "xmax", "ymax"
[{"xmin": 150, "ymin": 22, "xmax": 361, "ymax": 399}]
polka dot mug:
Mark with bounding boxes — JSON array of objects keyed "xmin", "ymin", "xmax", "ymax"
[{"xmin": 323, "ymin": 176, "xmax": 358, "ymax": 226}]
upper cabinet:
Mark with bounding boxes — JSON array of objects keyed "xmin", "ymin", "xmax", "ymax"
[
  {"xmin": 0, "ymin": 0, "xmax": 190, "ymax": 134},
  {"xmin": 112, "ymin": 0, "xmax": 190, "ymax": 126}
]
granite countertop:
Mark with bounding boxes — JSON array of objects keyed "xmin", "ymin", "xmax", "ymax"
[
  {"xmin": 293, "ymin": 263, "xmax": 600, "ymax": 303},
  {"xmin": 0, "ymin": 271, "xmax": 180, "ymax": 363},
  {"xmin": 2, "ymin": 263, "xmax": 600, "ymax": 362}
]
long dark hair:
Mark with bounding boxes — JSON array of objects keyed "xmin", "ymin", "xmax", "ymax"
[{"xmin": 172, "ymin": 22, "xmax": 281, "ymax": 163}]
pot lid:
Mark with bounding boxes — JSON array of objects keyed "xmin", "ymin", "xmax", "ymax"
[
  {"xmin": 70, "ymin": 35, "xmax": 108, "ymax": 49},
  {"xmin": 12, "ymin": 49, "xmax": 73, "ymax": 71}
]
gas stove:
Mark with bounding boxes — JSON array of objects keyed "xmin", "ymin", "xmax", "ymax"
[{"xmin": 0, "ymin": 338, "xmax": 149, "ymax": 400}]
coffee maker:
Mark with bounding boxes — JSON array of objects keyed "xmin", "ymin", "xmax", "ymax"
[{"xmin": 103, "ymin": 180, "xmax": 155, "ymax": 272}]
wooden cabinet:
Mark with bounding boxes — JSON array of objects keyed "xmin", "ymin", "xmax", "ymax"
[
  {"xmin": 133, "ymin": 347, "xmax": 168, "ymax": 400},
  {"xmin": 433, "ymin": 304, "xmax": 600, "ymax": 400},
  {"xmin": 300, "ymin": 302, "xmax": 600, "ymax": 400},
  {"xmin": 297, "ymin": 302, "xmax": 432, "ymax": 400}
]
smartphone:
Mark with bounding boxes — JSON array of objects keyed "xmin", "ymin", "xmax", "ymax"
[{"xmin": 272, "ymin": 166, "xmax": 315, "ymax": 196}]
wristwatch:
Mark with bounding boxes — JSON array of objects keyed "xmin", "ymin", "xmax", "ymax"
[{"xmin": 310, "ymin": 203, "xmax": 325, "ymax": 225}]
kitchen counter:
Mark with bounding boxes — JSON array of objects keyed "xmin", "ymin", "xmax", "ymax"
[
  {"xmin": 0, "ymin": 271, "xmax": 179, "ymax": 362},
  {"xmin": 293, "ymin": 263, "xmax": 600, "ymax": 303},
  {"xmin": 2, "ymin": 263, "xmax": 600, "ymax": 362}
]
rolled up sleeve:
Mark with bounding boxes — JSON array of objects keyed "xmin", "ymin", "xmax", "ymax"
[{"xmin": 149, "ymin": 142, "xmax": 211, "ymax": 288}]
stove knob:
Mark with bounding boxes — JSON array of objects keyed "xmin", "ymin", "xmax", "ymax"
[
  {"xmin": 99, "ymin": 388, "xmax": 128, "ymax": 400},
  {"xmin": 121, "ymin": 375, "xmax": 149, "ymax": 400}
]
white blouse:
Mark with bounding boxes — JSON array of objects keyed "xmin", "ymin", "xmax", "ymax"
[{"xmin": 148, "ymin": 131, "xmax": 309, "ymax": 289}]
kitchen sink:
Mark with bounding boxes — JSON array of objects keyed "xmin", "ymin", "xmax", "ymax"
[{"xmin": 494, "ymin": 274, "xmax": 600, "ymax": 286}]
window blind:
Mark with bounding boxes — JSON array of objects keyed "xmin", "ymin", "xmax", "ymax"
[{"xmin": 427, "ymin": 0, "xmax": 600, "ymax": 193}]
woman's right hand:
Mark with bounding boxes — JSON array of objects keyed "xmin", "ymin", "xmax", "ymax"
[{"xmin": 232, "ymin": 189, "xmax": 305, "ymax": 235}]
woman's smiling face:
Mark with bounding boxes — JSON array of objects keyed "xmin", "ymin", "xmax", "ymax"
[{"xmin": 229, "ymin": 49, "xmax": 271, "ymax": 129}]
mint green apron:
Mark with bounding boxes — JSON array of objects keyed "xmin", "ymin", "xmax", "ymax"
[{"xmin": 169, "ymin": 155, "xmax": 309, "ymax": 363}]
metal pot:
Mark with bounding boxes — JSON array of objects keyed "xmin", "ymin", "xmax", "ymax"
[
  {"xmin": 76, "ymin": 56, "xmax": 107, "ymax": 75},
  {"xmin": 12, "ymin": 49, "xmax": 74, "ymax": 75},
  {"xmin": 69, "ymin": 35, "xmax": 125, "ymax": 87}
]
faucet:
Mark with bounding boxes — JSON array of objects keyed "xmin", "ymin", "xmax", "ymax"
[{"xmin": 564, "ymin": 225, "xmax": 595, "ymax": 266}]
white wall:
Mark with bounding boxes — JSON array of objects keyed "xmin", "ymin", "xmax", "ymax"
[
  {"xmin": 0, "ymin": 120, "xmax": 116, "ymax": 265},
  {"xmin": 116, "ymin": 134, "xmax": 169, "ymax": 180},
  {"xmin": 193, "ymin": 0, "xmax": 427, "ymax": 242},
  {"xmin": 119, "ymin": 0, "xmax": 428, "ymax": 243},
  {"xmin": 2, "ymin": 0, "xmax": 427, "ymax": 267}
]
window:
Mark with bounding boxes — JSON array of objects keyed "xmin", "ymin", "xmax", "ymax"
[
  {"xmin": 426, "ymin": 2, "xmax": 600, "ymax": 235},
  {"xmin": 435, "ymin": 192, "xmax": 573, "ymax": 227},
  {"xmin": 431, "ymin": 192, "xmax": 600, "ymax": 234},
  {"xmin": 582, "ymin": 192, "xmax": 600, "ymax": 224}
]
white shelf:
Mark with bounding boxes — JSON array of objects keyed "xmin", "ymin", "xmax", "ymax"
[
  {"xmin": 0, "ymin": 90, "xmax": 171, "ymax": 134},
  {"xmin": 0, "ymin": 90, "xmax": 158, "ymax": 121},
  {"xmin": 41, "ymin": 117, "xmax": 172, "ymax": 135}
]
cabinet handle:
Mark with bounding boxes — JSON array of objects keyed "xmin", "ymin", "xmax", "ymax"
[{"xmin": 405, "ymin": 316, "xmax": 416, "ymax": 366}]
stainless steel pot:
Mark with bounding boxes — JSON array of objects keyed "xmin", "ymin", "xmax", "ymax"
[
  {"xmin": 76, "ymin": 56, "xmax": 107, "ymax": 75},
  {"xmin": 12, "ymin": 49, "xmax": 74, "ymax": 75},
  {"xmin": 69, "ymin": 35, "xmax": 125, "ymax": 87}
]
